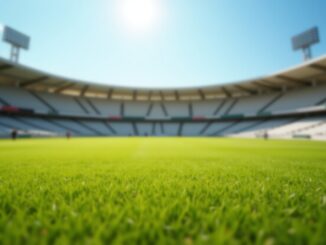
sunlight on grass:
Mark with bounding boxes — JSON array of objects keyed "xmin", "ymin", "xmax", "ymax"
[{"xmin": 0, "ymin": 138, "xmax": 325, "ymax": 244}]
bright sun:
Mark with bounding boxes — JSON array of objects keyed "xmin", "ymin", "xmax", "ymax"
[{"xmin": 115, "ymin": 0, "xmax": 163, "ymax": 34}]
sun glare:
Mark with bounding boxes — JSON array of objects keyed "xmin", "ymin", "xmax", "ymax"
[{"xmin": 115, "ymin": 0, "xmax": 164, "ymax": 35}]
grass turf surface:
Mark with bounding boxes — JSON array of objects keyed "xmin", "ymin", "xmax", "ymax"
[{"xmin": 0, "ymin": 138, "xmax": 325, "ymax": 245}]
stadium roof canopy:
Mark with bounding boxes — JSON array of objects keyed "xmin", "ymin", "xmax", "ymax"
[{"xmin": 0, "ymin": 55, "xmax": 326, "ymax": 101}]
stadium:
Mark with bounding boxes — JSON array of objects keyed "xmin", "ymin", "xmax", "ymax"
[
  {"xmin": 0, "ymin": 1, "xmax": 325, "ymax": 245},
  {"xmin": 1, "ymin": 55, "xmax": 326, "ymax": 139}
]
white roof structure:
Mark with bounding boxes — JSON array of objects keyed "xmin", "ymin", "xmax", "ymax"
[{"xmin": 0, "ymin": 55, "xmax": 326, "ymax": 101}]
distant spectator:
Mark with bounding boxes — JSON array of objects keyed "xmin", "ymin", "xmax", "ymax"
[
  {"xmin": 264, "ymin": 131, "xmax": 269, "ymax": 140},
  {"xmin": 11, "ymin": 129, "xmax": 18, "ymax": 140},
  {"xmin": 66, "ymin": 131, "xmax": 71, "ymax": 139}
]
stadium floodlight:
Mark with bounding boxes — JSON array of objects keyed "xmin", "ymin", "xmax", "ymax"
[
  {"xmin": 291, "ymin": 27, "xmax": 320, "ymax": 61},
  {"xmin": 2, "ymin": 26, "xmax": 30, "ymax": 63}
]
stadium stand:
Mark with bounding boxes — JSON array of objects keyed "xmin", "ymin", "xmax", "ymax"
[
  {"xmin": 0, "ymin": 86, "xmax": 49, "ymax": 113},
  {"xmin": 1, "ymin": 55, "xmax": 326, "ymax": 139}
]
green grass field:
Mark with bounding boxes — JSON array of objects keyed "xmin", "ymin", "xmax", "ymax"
[{"xmin": 0, "ymin": 138, "xmax": 325, "ymax": 245}]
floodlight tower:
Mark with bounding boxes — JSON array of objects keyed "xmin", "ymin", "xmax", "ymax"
[
  {"xmin": 2, "ymin": 26, "xmax": 30, "ymax": 63},
  {"xmin": 291, "ymin": 27, "xmax": 320, "ymax": 61}
]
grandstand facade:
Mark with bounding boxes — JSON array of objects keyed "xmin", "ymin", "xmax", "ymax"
[{"xmin": 0, "ymin": 55, "xmax": 326, "ymax": 140}]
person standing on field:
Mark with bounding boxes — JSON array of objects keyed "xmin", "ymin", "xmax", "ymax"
[
  {"xmin": 264, "ymin": 130, "xmax": 269, "ymax": 140},
  {"xmin": 66, "ymin": 131, "xmax": 71, "ymax": 139},
  {"xmin": 11, "ymin": 128, "xmax": 17, "ymax": 140}
]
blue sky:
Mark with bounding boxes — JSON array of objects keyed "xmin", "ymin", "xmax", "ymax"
[{"xmin": 0, "ymin": 0, "xmax": 325, "ymax": 88}]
